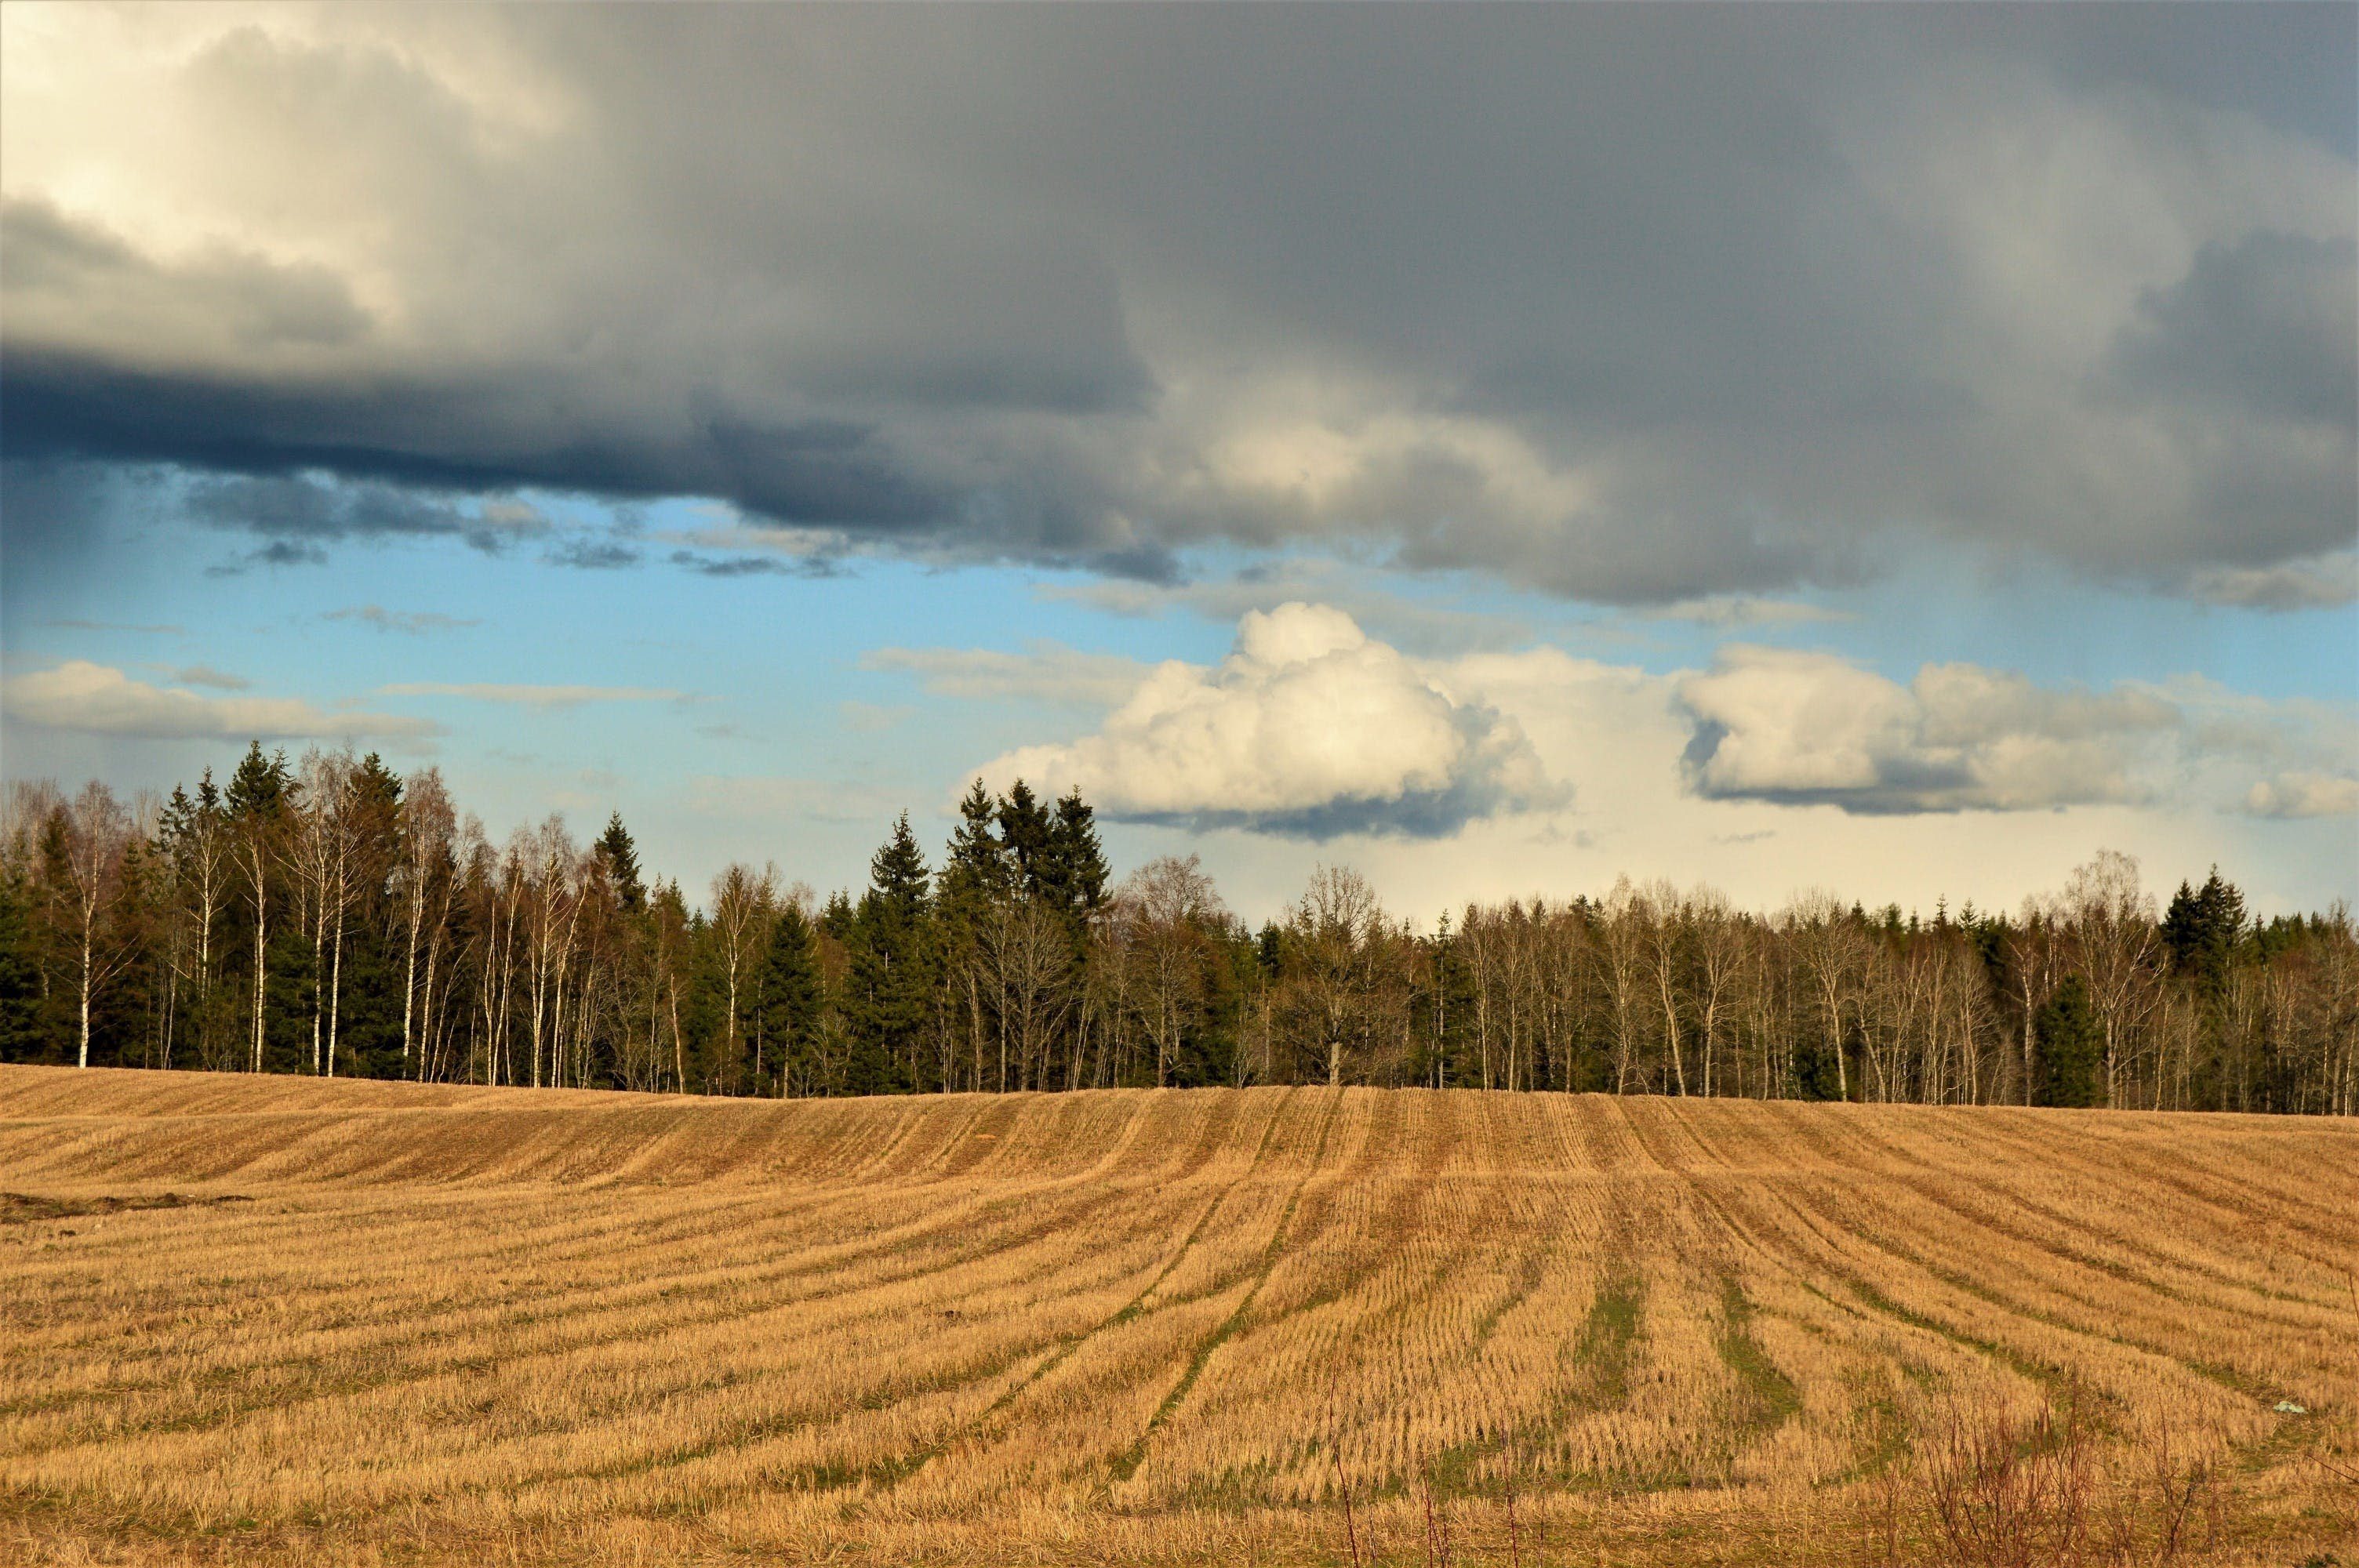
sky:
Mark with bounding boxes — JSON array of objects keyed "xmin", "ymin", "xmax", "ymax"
[{"xmin": 2, "ymin": 2, "xmax": 2354, "ymax": 924}]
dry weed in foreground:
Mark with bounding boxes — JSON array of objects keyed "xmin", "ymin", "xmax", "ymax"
[{"xmin": 1, "ymin": 1064, "xmax": 2354, "ymax": 1566}]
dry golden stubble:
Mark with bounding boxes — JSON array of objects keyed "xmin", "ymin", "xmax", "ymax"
[{"xmin": 2, "ymin": 1064, "xmax": 2354, "ymax": 1566}]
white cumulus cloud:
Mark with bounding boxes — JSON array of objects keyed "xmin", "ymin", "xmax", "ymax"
[
  {"xmin": 1677, "ymin": 647, "xmax": 2182, "ymax": 813},
  {"xmin": 2, "ymin": 660, "xmax": 436, "ymax": 741},
  {"xmin": 2245, "ymin": 771, "xmax": 2359, "ymax": 819},
  {"xmin": 975, "ymin": 603, "xmax": 1558, "ymax": 838}
]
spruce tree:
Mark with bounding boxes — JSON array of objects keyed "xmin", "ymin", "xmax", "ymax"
[
  {"xmin": 844, "ymin": 814, "xmax": 933, "ymax": 1094},
  {"xmin": 225, "ymin": 742, "xmax": 290, "ymax": 818},
  {"xmin": 936, "ymin": 781, "xmax": 1005, "ymax": 1094},
  {"xmin": 224, "ymin": 743, "xmax": 290, "ymax": 1073},
  {"xmin": 0, "ymin": 855, "xmax": 40, "ymax": 1062},
  {"xmin": 337, "ymin": 754, "xmax": 405, "ymax": 1078},
  {"xmin": 2034, "ymin": 975, "xmax": 2102, "ymax": 1109},
  {"xmin": 1041, "ymin": 788, "xmax": 1110, "ymax": 923},
  {"xmin": 940, "ymin": 780, "xmax": 1010, "ymax": 904},
  {"xmin": 760, "ymin": 901, "xmax": 823, "ymax": 1094},
  {"xmin": 871, "ymin": 812, "xmax": 931, "ymax": 920},
  {"xmin": 2161, "ymin": 867, "xmax": 2244, "ymax": 1001},
  {"xmin": 998, "ymin": 782, "xmax": 1052, "ymax": 895},
  {"xmin": 597, "ymin": 813, "xmax": 646, "ymax": 913}
]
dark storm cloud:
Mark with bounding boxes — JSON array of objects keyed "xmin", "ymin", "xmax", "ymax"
[
  {"xmin": 2, "ymin": 195, "xmax": 370, "ymax": 351},
  {"xmin": 2114, "ymin": 233, "xmax": 2357, "ymax": 430},
  {"xmin": 1, "ymin": 4, "xmax": 2350, "ymax": 603},
  {"xmin": 189, "ymin": 474, "xmax": 469, "ymax": 545}
]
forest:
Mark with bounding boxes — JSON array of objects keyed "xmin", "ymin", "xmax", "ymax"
[{"xmin": 2, "ymin": 742, "xmax": 2352, "ymax": 1115}]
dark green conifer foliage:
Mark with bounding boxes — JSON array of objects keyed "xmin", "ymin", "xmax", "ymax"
[
  {"xmin": 597, "ymin": 813, "xmax": 645, "ymax": 913},
  {"xmin": 336, "ymin": 756, "xmax": 406, "ymax": 1077},
  {"xmin": 1256, "ymin": 920, "xmax": 1283, "ymax": 977},
  {"xmin": 761, "ymin": 901, "xmax": 823, "ymax": 1091},
  {"xmin": 226, "ymin": 742, "xmax": 291, "ymax": 818},
  {"xmin": 940, "ymin": 780, "xmax": 1010, "ymax": 903},
  {"xmin": 2161, "ymin": 867, "xmax": 2245, "ymax": 1000},
  {"xmin": 845, "ymin": 813, "xmax": 933, "ymax": 1094},
  {"xmin": 998, "ymin": 782, "xmax": 1052, "ymax": 895},
  {"xmin": 1041, "ymin": 788, "xmax": 1110, "ymax": 923},
  {"xmin": 0, "ymin": 851, "xmax": 42, "ymax": 1062},
  {"xmin": 2034, "ymin": 975, "xmax": 2103, "ymax": 1109}
]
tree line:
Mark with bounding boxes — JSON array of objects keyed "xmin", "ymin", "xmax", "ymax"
[{"xmin": 2, "ymin": 744, "xmax": 2352, "ymax": 1115}]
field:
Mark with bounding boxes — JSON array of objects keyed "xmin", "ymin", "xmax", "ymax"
[{"xmin": 2, "ymin": 1067, "xmax": 2354, "ymax": 1566}]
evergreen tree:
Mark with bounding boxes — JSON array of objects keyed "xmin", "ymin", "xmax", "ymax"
[
  {"xmin": 760, "ymin": 901, "xmax": 823, "ymax": 1094},
  {"xmin": 935, "ymin": 781, "xmax": 1008, "ymax": 1094},
  {"xmin": 225, "ymin": 742, "xmax": 291, "ymax": 818},
  {"xmin": 871, "ymin": 812, "xmax": 931, "ymax": 922},
  {"xmin": 336, "ymin": 755, "xmax": 406, "ymax": 1078},
  {"xmin": 1040, "ymin": 788, "xmax": 1110, "ymax": 924},
  {"xmin": 940, "ymin": 780, "xmax": 1011, "ymax": 904},
  {"xmin": 224, "ymin": 743, "xmax": 292, "ymax": 1073},
  {"xmin": 2034, "ymin": 975, "xmax": 2103, "ymax": 1109},
  {"xmin": 843, "ymin": 814, "xmax": 933, "ymax": 1094},
  {"xmin": 998, "ymin": 782, "xmax": 1052, "ymax": 895},
  {"xmin": 596, "ymin": 812, "xmax": 645, "ymax": 913},
  {"xmin": 2161, "ymin": 867, "xmax": 2245, "ymax": 1000},
  {"xmin": 0, "ymin": 852, "xmax": 42, "ymax": 1062}
]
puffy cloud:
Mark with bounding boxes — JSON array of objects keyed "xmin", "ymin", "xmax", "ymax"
[
  {"xmin": 1677, "ymin": 647, "xmax": 2182, "ymax": 813},
  {"xmin": 975, "ymin": 604, "xmax": 1557, "ymax": 837},
  {"xmin": 2245, "ymin": 771, "xmax": 2359, "ymax": 820},
  {"xmin": 2, "ymin": 659, "xmax": 434, "ymax": 740},
  {"xmin": 2, "ymin": 6, "xmax": 2350, "ymax": 600}
]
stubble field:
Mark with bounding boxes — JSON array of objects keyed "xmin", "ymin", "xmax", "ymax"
[{"xmin": 1, "ymin": 1065, "xmax": 2354, "ymax": 1566}]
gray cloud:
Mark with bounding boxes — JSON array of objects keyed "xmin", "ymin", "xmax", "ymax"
[
  {"xmin": 2186, "ymin": 551, "xmax": 2357, "ymax": 612},
  {"xmin": 546, "ymin": 539, "xmax": 642, "ymax": 570},
  {"xmin": 667, "ymin": 549, "xmax": 838, "ymax": 579},
  {"xmin": 2114, "ymin": 232, "xmax": 2357, "ymax": 429},
  {"xmin": 1639, "ymin": 596, "xmax": 1854, "ymax": 631},
  {"xmin": 1, "ymin": 6, "xmax": 2351, "ymax": 603},
  {"xmin": 184, "ymin": 471, "xmax": 558, "ymax": 557}
]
